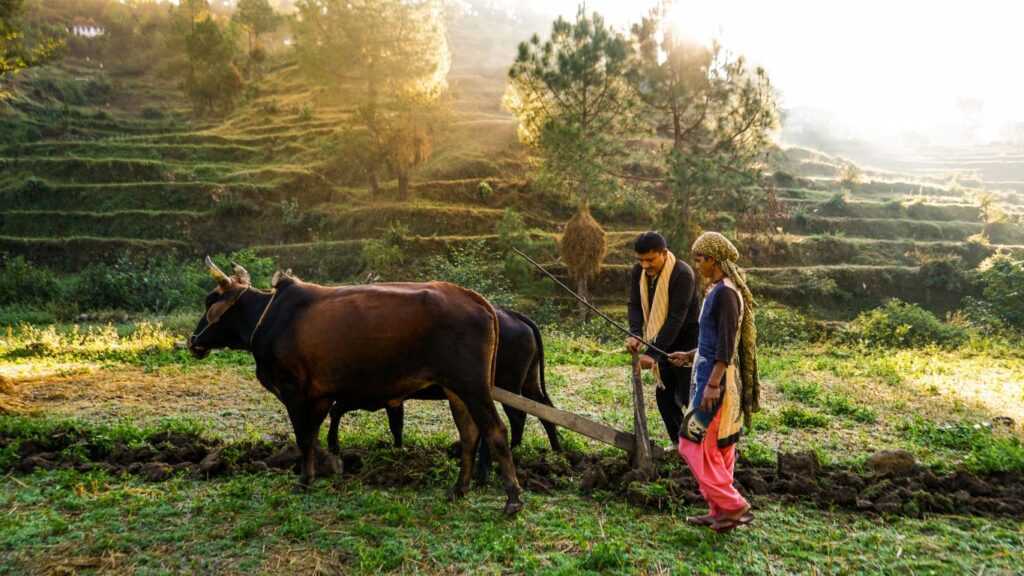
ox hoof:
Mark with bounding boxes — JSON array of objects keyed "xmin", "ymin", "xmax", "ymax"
[{"xmin": 503, "ymin": 498, "xmax": 524, "ymax": 516}]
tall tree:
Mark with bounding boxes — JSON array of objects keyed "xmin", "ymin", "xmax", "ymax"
[
  {"xmin": 184, "ymin": 16, "xmax": 243, "ymax": 115},
  {"xmin": 629, "ymin": 0, "xmax": 779, "ymax": 251},
  {"xmin": 293, "ymin": 0, "xmax": 449, "ymax": 198},
  {"xmin": 1, "ymin": 0, "xmax": 63, "ymax": 82},
  {"xmin": 233, "ymin": 0, "xmax": 278, "ymax": 56},
  {"xmin": 507, "ymin": 8, "xmax": 633, "ymax": 317}
]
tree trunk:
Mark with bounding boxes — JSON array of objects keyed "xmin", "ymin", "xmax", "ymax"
[
  {"xmin": 576, "ymin": 276, "xmax": 591, "ymax": 321},
  {"xmin": 368, "ymin": 171, "xmax": 379, "ymax": 195},
  {"xmin": 397, "ymin": 170, "xmax": 409, "ymax": 201}
]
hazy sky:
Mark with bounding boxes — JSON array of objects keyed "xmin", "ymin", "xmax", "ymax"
[{"xmin": 501, "ymin": 0, "xmax": 1024, "ymax": 148}]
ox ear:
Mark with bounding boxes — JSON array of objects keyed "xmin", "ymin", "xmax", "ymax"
[
  {"xmin": 230, "ymin": 261, "xmax": 251, "ymax": 286},
  {"xmin": 205, "ymin": 255, "xmax": 232, "ymax": 290}
]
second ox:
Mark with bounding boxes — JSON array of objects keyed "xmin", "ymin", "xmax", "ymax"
[{"xmin": 327, "ymin": 306, "xmax": 562, "ymax": 479}]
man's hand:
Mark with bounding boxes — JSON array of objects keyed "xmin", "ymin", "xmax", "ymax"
[
  {"xmin": 700, "ymin": 385, "xmax": 721, "ymax": 411},
  {"xmin": 667, "ymin": 350, "xmax": 695, "ymax": 367},
  {"xmin": 638, "ymin": 354, "xmax": 656, "ymax": 370},
  {"xmin": 625, "ymin": 336, "xmax": 642, "ymax": 353}
]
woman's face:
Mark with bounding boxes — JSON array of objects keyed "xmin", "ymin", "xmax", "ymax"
[{"xmin": 693, "ymin": 254, "xmax": 717, "ymax": 279}]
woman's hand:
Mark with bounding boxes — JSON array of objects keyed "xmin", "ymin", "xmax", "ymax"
[
  {"xmin": 667, "ymin": 350, "xmax": 695, "ymax": 367},
  {"xmin": 700, "ymin": 385, "xmax": 721, "ymax": 411}
]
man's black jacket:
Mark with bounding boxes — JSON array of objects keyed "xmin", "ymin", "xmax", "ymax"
[{"xmin": 627, "ymin": 259, "xmax": 700, "ymax": 361}]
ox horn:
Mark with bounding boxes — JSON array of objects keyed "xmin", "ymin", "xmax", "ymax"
[
  {"xmin": 230, "ymin": 261, "xmax": 251, "ymax": 285},
  {"xmin": 205, "ymin": 255, "xmax": 231, "ymax": 289}
]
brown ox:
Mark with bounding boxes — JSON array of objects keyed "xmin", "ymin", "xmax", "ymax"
[{"xmin": 187, "ymin": 258, "xmax": 523, "ymax": 515}]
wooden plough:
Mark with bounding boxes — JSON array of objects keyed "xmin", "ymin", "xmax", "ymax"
[{"xmin": 491, "ymin": 353, "xmax": 663, "ymax": 472}]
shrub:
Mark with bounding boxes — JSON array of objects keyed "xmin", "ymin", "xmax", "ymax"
[
  {"xmin": 844, "ymin": 299, "xmax": 966, "ymax": 348},
  {"xmin": 756, "ymin": 303, "xmax": 821, "ymax": 344},
  {"xmin": 740, "ymin": 440, "xmax": 776, "ymax": 467},
  {"xmin": 477, "ymin": 180, "xmax": 493, "ymax": 202},
  {"xmin": 298, "ymin": 104, "xmax": 314, "ymax": 121},
  {"xmin": 0, "ymin": 255, "xmax": 62, "ymax": 307},
  {"xmin": 141, "ymin": 106, "xmax": 165, "ymax": 120},
  {"xmin": 20, "ymin": 177, "xmax": 51, "ymax": 195},
  {"xmin": 495, "ymin": 208, "xmax": 536, "ymax": 287},
  {"xmin": 361, "ymin": 221, "xmax": 409, "ymax": 278},
  {"xmin": 419, "ymin": 241, "xmax": 516, "ymax": 307},
  {"xmin": 74, "ymin": 255, "xmax": 208, "ymax": 313},
  {"xmin": 918, "ymin": 257, "xmax": 968, "ymax": 294},
  {"xmin": 820, "ymin": 192, "xmax": 848, "ymax": 215},
  {"xmin": 772, "ymin": 171, "xmax": 795, "ymax": 188},
  {"xmin": 822, "ymin": 394, "xmax": 877, "ymax": 423},
  {"xmin": 973, "ymin": 254, "xmax": 1024, "ymax": 331},
  {"xmin": 779, "ymin": 405, "xmax": 829, "ymax": 429},
  {"xmin": 778, "ymin": 380, "xmax": 821, "ymax": 404}
]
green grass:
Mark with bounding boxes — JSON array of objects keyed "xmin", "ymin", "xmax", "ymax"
[{"xmin": 2, "ymin": 468, "xmax": 1023, "ymax": 574}]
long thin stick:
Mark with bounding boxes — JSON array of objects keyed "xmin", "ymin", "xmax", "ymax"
[{"xmin": 512, "ymin": 247, "xmax": 670, "ymax": 357}]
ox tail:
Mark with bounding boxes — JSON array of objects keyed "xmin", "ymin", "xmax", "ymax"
[{"xmin": 505, "ymin": 309, "xmax": 551, "ymax": 404}]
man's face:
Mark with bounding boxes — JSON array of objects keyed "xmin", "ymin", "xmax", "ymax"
[
  {"xmin": 693, "ymin": 254, "xmax": 717, "ymax": 279},
  {"xmin": 637, "ymin": 250, "xmax": 667, "ymax": 277}
]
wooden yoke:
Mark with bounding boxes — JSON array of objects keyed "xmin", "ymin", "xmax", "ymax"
[{"xmin": 630, "ymin": 351, "xmax": 655, "ymax": 477}]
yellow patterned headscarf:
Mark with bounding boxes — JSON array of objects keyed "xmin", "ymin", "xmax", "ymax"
[{"xmin": 691, "ymin": 232, "xmax": 760, "ymax": 428}]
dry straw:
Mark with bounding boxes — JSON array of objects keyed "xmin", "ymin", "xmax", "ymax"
[{"xmin": 560, "ymin": 202, "xmax": 607, "ymax": 284}]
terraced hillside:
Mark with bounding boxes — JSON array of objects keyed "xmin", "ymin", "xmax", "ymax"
[{"xmin": 3, "ymin": 55, "xmax": 1024, "ymax": 319}]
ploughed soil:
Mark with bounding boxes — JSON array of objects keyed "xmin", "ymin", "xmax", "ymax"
[{"xmin": 5, "ymin": 426, "xmax": 1023, "ymax": 519}]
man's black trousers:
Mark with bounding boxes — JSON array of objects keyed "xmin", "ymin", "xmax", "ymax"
[{"xmin": 655, "ymin": 359, "xmax": 692, "ymax": 445}]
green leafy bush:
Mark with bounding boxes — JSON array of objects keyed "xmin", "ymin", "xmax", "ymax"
[
  {"xmin": 973, "ymin": 254, "xmax": 1024, "ymax": 331},
  {"xmin": 779, "ymin": 405, "xmax": 830, "ymax": 429},
  {"xmin": 919, "ymin": 257, "xmax": 967, "ymax": 294},
  {"xmin": 756, "ymin": 303, "xmax": 821, "ymax": 345},
  {"xmin": 0, "ymin": 255, "xmax": 62, "ymax": 307},
  {"xmin": 844, "ymin": 299, "xmax": 965, "ymax": 348},
  {"xmin": 477, "ymin": 180, "xmax": 494, "ymax": 202},
  {"xmin": 419, "ymin": 241, "xmax": 516, "ymax": 307},
  {"xmin": 362, "ymin": 221, "xmax": 409, "ymax": 278},
  {"xmin": 75, "ymin": 256, "xmax": 208, "ymax": 313},
  {"xmin": 822, "ymin": 394, "xmax": 877, "ymax": 423},
  {"xmin": 778, "ymin": 380, "xmax": 821, "ymax": 404}
]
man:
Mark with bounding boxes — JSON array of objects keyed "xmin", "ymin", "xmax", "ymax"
[
  {"xmin": 668, "ymin": 231, "xmax": 760, "ymax": 533},
  {"xmin": 625, "ymin": 231, "xmax": 700, "ymax": 448}
]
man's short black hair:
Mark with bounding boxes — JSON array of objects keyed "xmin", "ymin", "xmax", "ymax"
[{"xmin": 634, "ymin": 231, "xmax": 667, "ymax": 253}]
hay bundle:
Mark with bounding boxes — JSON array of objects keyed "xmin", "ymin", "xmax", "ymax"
[{"xmin": 560, "ymin": 202, "xmax": 606, "ymax": 316}]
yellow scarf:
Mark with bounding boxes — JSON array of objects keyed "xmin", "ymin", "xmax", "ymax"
[{"xmin": 639, "ymin": 250, "xmax": 677, "ymax": 387}]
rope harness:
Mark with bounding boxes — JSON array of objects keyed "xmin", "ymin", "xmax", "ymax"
[
  {"xmin": 189, "ymin": 285, "xmax": 277, "ymax": 348},
  {"xmin": 248, "ymin": 289, "xmax": 278, "ymax": 346}
]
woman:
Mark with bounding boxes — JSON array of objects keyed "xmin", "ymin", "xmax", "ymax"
[{"xmin": 668, "ymin": 231, "xmax": 760, "ymax": 533}]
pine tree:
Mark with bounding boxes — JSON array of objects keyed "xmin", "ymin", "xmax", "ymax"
[{"xmin": 507, "ymin": 8, "xmax": 632, "ymax": 317}]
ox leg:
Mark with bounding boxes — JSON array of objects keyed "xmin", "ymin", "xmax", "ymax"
[
  {"xmin": 288, "ymin": 398, "xmax": 333, "ymax": 490},
  {"xmin": 461, "ymin": 395, "xmax": 523, "ymax": 516},
  {"xmin": 474, "ymin": 437, "xmax": 492, "ymax": 486},
  {"xmin": 327, "ymin": 403, "xmax": 343, "ymax": 455},
  {"xmin": 386, "ymin": 404, "xmax": 405, "ymax": 448},
  {"xmin": 524, "ymin": 364, "xmax": 562, "ymax": 452},
  {"xmin": 502, "ymin": 405, "xmax": 527, "ymax": 449},
  {"xmin": 444, "ymin": 392, "xmax": 479, "ymax": 500}
]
